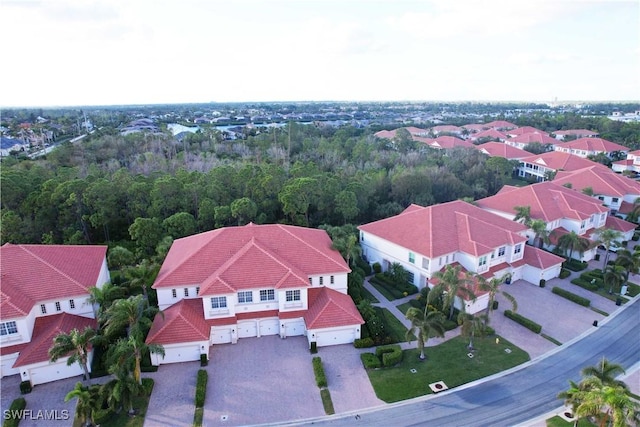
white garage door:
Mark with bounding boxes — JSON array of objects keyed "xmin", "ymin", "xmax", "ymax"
[
  {"xmin": 541, "ymin": 266, "xmax": 562, "ymax": 281},
  {"xmin": 315, "ymin": 328, "xmax": 356, "ymax": 347},
  {"xmin": 259, "ymin": 319, "xmax": 279, "ymax": 336},
  {"xmin": 211, "ymin": 327, "xmax": 232, "ymax": 344},
  {"xmin": 284, "ymin": 320, "xmax": 305, "ymax": 337},
  {"xmin": 30, "ymin": 362, "xmax": 82, "ymax": 386},
  {"xmin": 238, "ymin": 321, "xmax": 257, "ymax": 338},
  {"xmin": 0, "ymin": 353, "xmax": 20, "ymax": 378},
  {"xmin": 161, "ymin": 344, "xmax": 201, "ymax": 364}
]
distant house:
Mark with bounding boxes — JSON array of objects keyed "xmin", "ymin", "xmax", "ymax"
[
  {"xmin": 475, "ymin": 142, "xmax": 529, "ymax": 160},
  {"xmin": 469, "ymin": 128, "xmax": 508, "ymax": 142},
  {"xmin": 430, "ymin": 125, "xmax": 463, "ymax": 136},
  {"xmin": 0, "ymin": 137, "xmax": 27, "ymax": 157},
  {"xmin": 484, "ymin": 120, "xmax": 517, "ymax": 131},
  {"xmin": 462, "ymin": 123, "xmax": 487, "ymax": 133},
  {"xmin": 505, "ymin": 133, "xmax": 557, "ymax": 150},
  {"xmin": 0, "ymin": 244, "xmax": 110, "ymax": 385},
  {"xmin": 428, "ymin": 136, "xmax": 475, "ymax": 150},
  {"xmin": 517, "ymin": 151, "xmax": 606, "ymax": 182},
  {"xmin": 612, "ymin": 149, "xmax": 640, "ymax": 174},
  {"xmin": 358, "ymin": 201, "xmax": 564, "ymax": 314},
  {"xmin": 505, "ymin": 126, "xmax": 548, "ymax": 138},
  {"xmin": 552, "ymin": 137, "xmax": 628, "ymax": 159},
  {"xmin": 553, "ymin": 129, "xmax": 599, "ymax": 141},
  {"xmin": 373, "ymin": 129, "xmax": 397, "ymax": 139},
  {"xmin": 146, "ymin": 224, "xmax": 363, "ymax": 366}
]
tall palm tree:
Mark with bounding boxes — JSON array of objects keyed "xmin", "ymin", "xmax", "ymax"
[
  {"xmin": 624, "ymin": 198, "xmax": 640, "ymax": 224},
  {"xmin": 477, "ymin": 274, "xmax": 517, "ymax": 321},
  {"xmin": 513, "ymin": 205, "xmax": 532, "ymax": 226},
  {"xmin": 405, "ymin": 307, "xmax": 445, "ymax": 360},
  {"xmin": 574, "ymin": 377, "xmax": 640, "ymax": 427},
  {"xmin": 108, "ymin": 335, "xmax": 165, "ymax": 385},
  {"xmin": 529, "ymin": 219, "xmax": 551, "ymax": 249},
  {"xmin": 103, "ymin": 362, "xmax": 142, "ymax": 415},
  {"xmin": 101, "ymin": 294, "xmax": 159, "ymax": 340},
  {"xmin": 49, "ymin": 326, "xmax": 96, "ymax": 381},
  {"xmin": 430, "ymin": 264, "xmax": 476, "ymax": 320},
  {"xmin": 458, "ymin": 311, "xmax": 488, "ymax": 351},
  {"xmin": 614, "ymin": 249, "xmax": 640, "ymax": 283},
  {"xmin": 603, "ymin": 264, "xmax": 626, "ymax": 295},
  {"xmin": 594, "ymin": 228, "xmax": 623, "ymax": 268},
  {"xmin": 557, "ymin": 380, "xmax": 584, "ymax": 427},
  {"xmin": 557, "ymin": 231, "xmax": 591, "ymax": 261},
  {"xmin": 123, "ymin": 259, "xmax": 159, "ymax": 301},
  {"xmin": 581, "ymin": 357, "xmax": 628, "ymax": 390},
  {"xmin": 65, "ymin": 382, "xmax": 101, "ymax": 427},
  {"xmin": 87, "ymin": 283, "xmax": 126, "ymax": 318},
  {"xmin": 331, "ymin": 233, "xmax": 361, "ymax": 268}
]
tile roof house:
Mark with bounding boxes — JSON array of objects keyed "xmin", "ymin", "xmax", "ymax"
[
  {"xmin": 505, "ymin": 132, "xmax": 558, "ymax": 150},
  {"xmin": 476, "ymin": 142, "xmax": 530, "ymax": 160},
  {"xmin": 430, "ymin": 125, "xmax": 463, "ymax": 136},
  {"xmin": 358, "ymin": 201, "xmax": 564, "ymax": 314},
  {"xmin": 553, "ymin": 166, "xmax": 640, "ymax": 223},
  {"xmin": 484, "ymin": 120, "xmax": 517, "ymax": 131},
  {"xmin": 462, "ymin": 123, "xmax": 487, "ymax": 133},
  {"xmin": 517, "ymin": 151, "xmax": 606, "ymax": 182},
  {"xmin": 553, "ymin": 129, "xmax": 599, "ymax": 141},
  {"xmin": 553, "ymin": 137, "xmax": 628, "ymax": 159},
  {"xmin": 475, "ymin": 182, "xmax": 628, "ymax": 261},
  {"xmin": 469, "ymin": 129, "xmax": 508, "ymax": 142},
  {"xmin": 146, "ymin": 223, "xmax": 363, "ymax": 366},
  {"xmin": 612, "ymin": 149, "xmax": 640, "ymax": 174},
  {"xmin": 428, "ymin": 136, "xmax": 475, "ymax": 150},
  {"xmin": 0, "ymin": 244, "xmax": 110, "ymax": 385},
  {"xmin": 505, "ymin": 126, "xmax": 548, "ymax": 138}
]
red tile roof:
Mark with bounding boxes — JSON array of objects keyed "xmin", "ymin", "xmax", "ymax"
[
  {"xmin": 471, "ymin": 129, "xmax": 508, "ymax": 141},
  {"xmin": 605, "ymin": 216, "xmax": 636, "ymax": 233},
  {"xmin": 304, "ymin": 287, "xmax": 364, "ymax": 329},
  {"xmin": 404, "ymin": 126, "xmax": 429, "ymax": 136},
  {"xmin": 153, "ymin": 224, "xmax": 349, "ymax": 295},
  {"xmin": 476, "ymin": 142, "xmax": 529, "ymax": 159},
  {"xmin": 557, "ymin": 137, "xmax": 628, "ymax": 153},
  {"xmin": 414, "ymin": 136, "xmax": 436, "ymax": 145},
  {"xmin": 13, "ymin": 313, "xmax": 97, "ymax": 367},
  {"xmin": 507, "ymin": 126, "xmax": 547, "ymax": 137},
  {"xmin": 476, "ymin": 181, "xmax": 609, "ymax": 223},
  {"xmin": 553, "ymin": 166, "xmax": 640, "ymax": 198},
  {"xmin": 374, "ymin": 130, "xmax": 396, "ymax": 139},
  {"xmin": 430, "ymin": 136, "xmax": 475, "ymax": 149},
  {"xmin": 145, "ymin": 299, "xmax": 209, "ymax": 345},
  {"xmin": 484, "ymin": 120, "xmax": 517, "ymax": 130},
  {"xmin": 462, "ymin": 123, "xmax": 488, "ymax": 132},
  {"xmin": 1, "ymin": 244, "xmax": 108, "ymax": 320},
  {"xmin": 358, "ymin": 200, "xmax": 527, "ymax": 258},
  {"xmin": 521, "ymin": 246, "xmax": 565, "ymax": 269},
  {"xmin": 237, "ymin": 310, "xmax": 278, "ymax": 320},
  {"xmin": 618, "ymin": 200, "xmax": 635, "ymax": 214},
  {"xmin": 519, "ymin": 151, "xmax": 606, "ymax": 172},
  {"xmin": 507, "ymin": 133, "xmax": 557, "ymax": 145},
  {"xmin": 431, "ymin": 125, "xmax": 462, "ymax": 133},
  {"xmin": 279, "ymin": 310, "xmax": 306, "ymax": 319}
]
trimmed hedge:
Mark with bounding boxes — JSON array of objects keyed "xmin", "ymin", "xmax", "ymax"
[
  {"xmin": 375, "ymin": 344, "xmax": 403, "ymax": 367},
  {"xmin": 372, "ymin": 262, "xmax": 382, "ymax": 274},
  {"xmin": 571, "ymin": 278, "xmax": 599, "ymax": 291},
  {"xmin": 142, "ymin": 377, "xmax": 154, "ymax": 396},
  {"xmin": 19, "ymin": 381, "xmax": 31, "ymax": 394},
  {"xmin": 4, "ymin": 397, "xmax": 26, "ymax": 427},
  {"xmin": 504, "ymin": 310, "xmax": 542, "ymax": 334},
  {"xmin": 195, "ymin": 369, "xmax": 208, "ymax": 408},
  {"xmin": 312, "ymin": 357, "xmax": 328, "ymax": 388},
  {"xmin": 559, "ymin": 268, "xmax": 571, "ymax": 279},
  {"xmin": 563, "ymin": 259, "xmax": 588, "ymax": 272},
  {"xmin": 360, "ymin": 352, "xmax": 382, "ymax": 369},
  {"xmin": 552, "ymin": 287, "xmax": 590, "ymax": 307},
  {"xmin": 354, "ymin": 337, "xmax": 374, "ymax": 348}
]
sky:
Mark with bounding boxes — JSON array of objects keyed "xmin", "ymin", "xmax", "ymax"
[{"xmin": 1, "ymin": 0, "xmax": 638, "ymax": 107}]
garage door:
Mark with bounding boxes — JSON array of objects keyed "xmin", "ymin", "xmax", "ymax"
[
  {"xmin": 259, "ymin": 319, "xmax": 279, "ymax": 336},
  {"xmin": 161, "ymin": 344, "xmax": 201, "ymax": 364},
  {"xmin": 30, "ymin": 362, "xmax": 82, "ymax": 386},
  {"xmin": 238, "ymin": 321, "xmax": 257, "ymax": 338},
  {"xmin": 284, "ymin": 320, "xmax": 305, "ymax": 337},
  {"xmin": 315, "ymin": 328, "xmax": 356, "ymax": 347},
  {"xmin": 211, "ymin": 327, "xmax": 232, "ymax": 344},
  {"xmin": 0, "ymin": 353, "xmax": 20, "ymax": 378}
]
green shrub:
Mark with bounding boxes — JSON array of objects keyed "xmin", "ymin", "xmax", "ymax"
[
  {"xmin": 195, "ymin": 369, "xmax": 208, "ymax": 408},
  {"xmin": 356, "ymin": 257, "xmax": 372, "ymax": 276},
  {"xmin": 312, "ymin": 357, "xmax": 328, "ymax": 388},
  {"xmin": 558, "ymin": 268, "xmax": 571, "ymax": 279},
  {"xmin": 19, "ymin": 380, "xmax": 32, "ymax": 394},
  {"xmin": 141, "ymin": 377, "xmax": 154, "ymax": 396},
  {"xmin": 4, "ymin": 397, "xmax": 27, "ymax": 427},
  {"xmin": 632, "ymin": 233, "xmax": 639, "ymax": 241},
  {"xmin": 375, "ymin": 344, "xmax": 402, "ymax": 367},
  {"xmin": 320, "ymin": 388, "xmax": 335, "ymax": 415},
  {"xmin": 93, "ymin": 408, "xmax": 113, "ymax": 425},
  {"xmin": 353, "ymin": 337, "xmax": 374, "ymax": 348},
  {"xmin": 563, "ymin": 259, "xmax": 588, "ymax": 272},
  {"xmin": 552, "ymin": 287, "xmax": 590, "ymax": 307},
  {"xmin": 484, "ymin": 325, "xmax": 496, "ymax": 335},
  {"xmin": 360, "ymin": 352, "xmax": 382, "ymax": 369},
  {"xmin": 443, "ymin": 319, "xmax": 458, "ymax": 331},
  {"xmin": 200, "ymin": 354, "xmax": 208, "ymax": 367},
  {"xmin": 372, "ymin": 262, "xmax": 382, "ymax": 274},
  {"xmin": 141, "ymin": 365, "xmax": 158, "ymax": 372},
  {"xmin": 571, "ymin": 278, "xmax": 600, "ymax": 291},
  {"xmin": 504, "ymin": 310, "xmax": 542, "ymax": 334}
]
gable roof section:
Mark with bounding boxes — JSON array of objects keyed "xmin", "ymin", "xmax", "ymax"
[
  {"xmin": 507, "ymin": 126, "xmax": 547, "ymax": 137},
  {"xmin": 519, "ymin": 151, "xmax": 606, "ymax": 172},
  {"xmin": 374, "ymin": 129, "xmax": 396, "ymax": 139},
  {"xmin": 553, "ymin": 166, "xmax": 640, "ymax": 198},
  {"xmin": 145, "ymin": 298, "xmax": 209, "ymax": 345},
  {"xmin": 521, "ymin": 246, "xmax": 565, "ymax": 270},
  {"xmin": 471, "ymin": 129, "xmax": 508, "ymax": 141},
  {"xmin": 430, "ymin": 136, "xmax": 475, "ymax": 149},
  {"xmin": 476, "ymin": 181, "xmax": 609, "ymax": 222},
  {"xmin": 484, "ymin": 120, "xmax": 517, "ymax": 130},
  {"xmin": 462, "ymin": 123, "xmax": 487, "ymax": 132},
  {"xmin": 557, "ymin": 137, "xmax": 628, "ymax": 153},
  {"xmin": 605, "ymin": 216, "xmax": 636, "ymax": 233},
  {"xmin": 507, "ymin": 133, "xmax": 557, "ymax": 145},
  {"xmin": 153, "ymin": 224, "xmax": 349, "ymax": 291},
  {"xmin": 0, "ymin": 244, "xmax": 107, "ymax": 320},
  {"xmin": 358, "ymin": 200, "xmax": 527, "ymax": 259},
  {"xmin": 13, "ymin": 313, "xmax": 97, "ymax": 367},
  {"xmin": 304, "ymin": 287, "xmax": 364, "ymax": 329},
  {"xmin": 476, "ymin": 142, "xmax": 529, "ymax": 159},
  {"xmin": 554, "ymin": 129, "xmax": 599, "ymax": 137}
]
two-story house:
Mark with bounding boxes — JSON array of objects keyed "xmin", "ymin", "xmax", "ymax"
[
  {"xmin": 505, "ymin": 132, "xmax": 557, "ymax": 150},
  {"xmin": 552, "ymin": 129, "xmax": 599, "ymax": 141},
  {"xmin": 517, "ymin": 151, "xmax": 606, "ymax": 182},
  {"xmin": 145, "ymin": 223, "xmax": 363, "ymax": 366},
  {"xmin": 0, "ymin": 244, "xmax": 110, "ymax": 385},
  {"xmin": 612, "ymin": 149, "xmax": 640, "ymax": 174},
  {"xmin": 553, "ymin": 137, "xmax": 628, "ymax": 159},
  {"xmin": 475, "ymin": 142, "xmax": 530, "ymax": 160},
  {"xmin": 358, "ymin": 201, "xmax": 564, "ymax": 314}
]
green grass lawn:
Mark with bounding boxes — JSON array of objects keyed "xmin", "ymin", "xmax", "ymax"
[
  {"xmin": 369, "ymin": 280, "xmax": 398, "ymax": 301},
  {"xmin": 374, "ymin": 307, "xmax": 410, "ymax": 343},
  {"xmin": 361, "ymin": 286, "xmax": 380, "ymax": 303},
  {"xmin": 397, "ymin": 302, "xmax": 411, "ymax": 315},
  {"xmin": 546, "ymin": 415, "xmax": 595, "ymax": 426},
  {"xmin": 365, "ymin": 335, "xmax": 529, "ymax": 403}
]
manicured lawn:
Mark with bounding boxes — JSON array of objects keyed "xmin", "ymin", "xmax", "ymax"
[
  {"xmin": 374, "ymin": 307, "xmax": 409, "ymax": 343},
  {"xmin": 369, "ymin": 280, "xmax": 398, "ymax": 301},
  {"xmin": 365, "ymin": 335, "xmax": 529, "ymax": 403},
  {"xmin": 397, "ymin": 302, "xmax": 411, "ymax": 315},
  {"xmin": 361, "ymin": 286, "xmax": 380, "ymax": 303},
  {"xmin": 320, "ymin": 388, "xmax": 335, "ymax": 415}
]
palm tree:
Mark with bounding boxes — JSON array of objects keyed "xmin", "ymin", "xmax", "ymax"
[
  {"xmin": 558, "ymin": 380, "xmax": 585, "ymax": 427},
  {"xmin": 614, "ymin": 249, "xmax": 640, "ymax": 283},
  {"xmin": 574, "ymin": 377, "xmax": 640, "ymax": 427},
  {"xmin": 458, "ymin": 311, "xmax": 488, "ymax": 351},
  {"xmin": 581, "ymin": 357, "xmax": 628, "ymax": 390},
  {"xmin": 101, "ymin": 294, "xmax": 159, "ymax": 340},
  {"xmin": 624, "ymin": 198, "xmax": 640, "ymax": 224},
  {"xmin": 430, "ymin": 264, "xmax": 476, "ymax": 320},
  {"xmin": 603, "ymin": 264, "xmax": 626, "ymax": 295},
  {"xmin": 123, "ymin": 259, "xmax": 159, "ymax": 301},
  {"xmin": 49, "ymin": 326, "xmax": 97, "ymax": 381},
  {"xmin": 65, "ymin": 382, "xmax": 101, "ymax": 427},
  {"xmin": 103, "ymin": 363, "xmax": 142, "ymax": 415},
  {"xmin": 477, "ymin": 274, "xmax": 517, "ymax": 321},
  {"xmin": 513, "ymin": 205, "xmax": 532, "ymax": 226},
  {"xmin": 594, "ymin": 228, "xmax": 623, "ymax": 268},
  {"xmin": 529, "ymin": 219, "xmax": 551, "ymax": 249},
  {"xmin": 87, "ymin": 283, "xmax": 126, "ymax": 318},
  {"xmin": 556, "ymin": 231, "xmax": 591, "ymax": 261},
  {"xmin": 108, "ymin": 335, "xmax": 165, "ymax": 385},
  {"xmin": 405, "ymin": 307, "xmax": 445, "ymax": 360},
  {"xmin": 331, "ymin": 232, "xmax": 361, "ymax": 268}
]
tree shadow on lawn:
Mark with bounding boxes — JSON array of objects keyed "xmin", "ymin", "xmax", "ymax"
[{"xmin": 365, "ymin": 336, "xmax": 530, "ymax": 403}]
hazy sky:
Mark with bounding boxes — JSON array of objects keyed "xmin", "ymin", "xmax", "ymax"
[{"xmin": 1, "ymin": 0, "xmax": 638, "ymax": 107}]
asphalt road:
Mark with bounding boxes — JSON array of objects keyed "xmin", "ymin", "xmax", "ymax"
[{"xmin": 280, "ymin": 296, "xmax": 640, "ymax": 427}]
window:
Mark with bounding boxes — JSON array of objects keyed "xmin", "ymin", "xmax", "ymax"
[
  {"xmin": 210, "ymin": 297, "xmax": 227, "ymax": 309},
  {"xmin": 409, "ymin": 252, "xmax": 415, "ymax": 264},
  {"xmin": 514, "ymin": 244, "xmax": 522, "ymax": 254},
  {"xmin": 171, "ymin": 289, "xmax": 177, "ymax": 298},
  {"xmin": 55, "ymin": 301, "xmax": 61, "ymax": 312},
  {"xmin": 330, "ymin": 276, "xmax": 334, "ymax": 284},
  {"xmin": 422, "ymin": 258, "xmax": 429, "ymax": 269},
  {"xmin": 40, "ymin": 304, "xmax": 47, "ymax": 314},
  {"xmin": 238, "ymin": 291, "xmax": 253, "ymax": 304},
  {"xmin": 0, "ymin": 321, "xmax": 18, "ymax": 336},
  {"xmin": 498, "ymin": 246, "xmax": 506, "ymax": 257},
  {"xmin": 319, "ymin": 277, "xmax": 324, "ymax": 285},
  {"xmin": 286, "ymin": 290, "xmax": 301, "ymax": 302},
  {"xmin": 308, "ymin": 277, "xmax": 312, "ymax": 285},
  {"xmin": 184, "ymin": 288, "xmax": 189, "ymax": 297},
  {"xmin": 360, "ymin": 232, "xmax": 364, "ymax": 241},
  {"xmin": 69, "ymin": 299, "xmax": 75, "ymax": 309},
  {"xmin": 612, "ymin": 197, "xmax": 619, "ymax": 203},
  {"xmin": 260, "ymin": 289, "xmax": 275, "ymax": 301},
  {"xmin": 196, "ymin": 287, "xmax": 200, "ymax": 295},
  {"xmin": 581, "ymin": 221, "xmax": 586, "ymax": 229},
  {"xmin": 478, "ymin": 256, "xmax": 487, "ymax": 267},
  {"xmin": 600, "ymin": 213, "xmax": 606, "ymax": 221},
  {"xmin": 407, "ymin": 271, "xmax": 415, "ymax": 284}
]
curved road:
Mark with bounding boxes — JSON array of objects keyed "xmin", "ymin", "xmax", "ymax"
[{"xmin": 283, "ymin": 296, "xmax": 640, "ymax": 427}]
